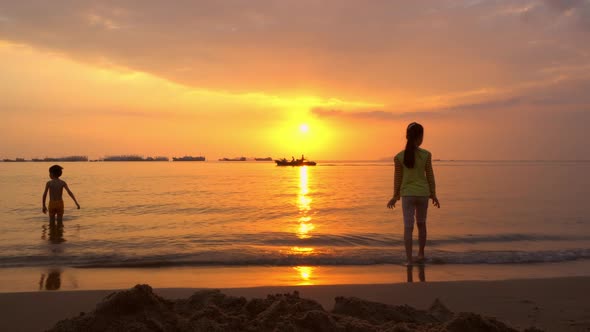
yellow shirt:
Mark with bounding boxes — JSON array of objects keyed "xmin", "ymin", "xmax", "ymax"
[{"xmin": 394, "ymin": 148, "xmax": 436, "ymax": 198}]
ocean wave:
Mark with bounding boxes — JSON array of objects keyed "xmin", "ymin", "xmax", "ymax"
[
  {"xmin": 142, "ymin": 232, "xmax": 590, "ymax": 247},
  {"xmin": 1, "ymin": 248, "xmax": 589, "ymax": 268}
]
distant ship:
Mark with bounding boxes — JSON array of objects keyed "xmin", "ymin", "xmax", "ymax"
[
  {"xmin": 275, "ymin": 156, "xmax": 317, "ymax": 166},
  {"xmin": 145, "ymin": 156, "xmax": 169, "ymax": 161},
  {"xmin": 30, "ymin": 156, "xmax": 88, "ymax": 162},
  {"xmin": 3, "ymin": 158, "xmax": 26, "ymax": 162},
  {"xmin": 219, "ymin": 157, "xmax": 247, "ymax": 161},
  {"xmin": 173, "ymin": 156, "xmax": 206, "ymax": 161},
  {"xmin": 103, "ymin": 155, "xmax": 168, "ymax": 161},
  {"xmin": 254, "ymin": 157, "xmax": 273, "ymax": 161}
]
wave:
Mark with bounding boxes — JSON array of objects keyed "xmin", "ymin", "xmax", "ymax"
[
  {"xmin": 110, "ymin": 232, "xmax": 590, "ymax": 247},
  {"xmin": 2, "ymin": 247, "xmax": 589, "ymax": 268}
]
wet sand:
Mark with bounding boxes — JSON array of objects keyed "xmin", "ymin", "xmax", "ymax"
[{"xmin": 0, "ymin": 276, "xmax": 588, "ymax": 331}]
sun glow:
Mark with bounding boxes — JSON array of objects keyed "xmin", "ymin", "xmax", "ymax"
[
  {"xmin": 296, "ymin": 166, "xmax": 315, "ymax": 239},
  {"xmin": 299, "ymin": 124, "xmax": 309, "ymax": 133},
  {"xmin": 293, "ymin": 266, "xmax": 315, "ymax": 285}
]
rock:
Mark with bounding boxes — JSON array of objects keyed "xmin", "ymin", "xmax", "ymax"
[
  {"xmin": 428, "ymin": 298, "xmax": 454, "ymax": 322},
  {"xmin": 442, "ymin": 312, "xmax": 519, "ymax": 332},
  {"xmin": 47, "ymin": 284, "xmax": 531, "ymax": 332},
  {"xmin": 332, "ymin": 296, "xmax": 437, "ymax": 325}
]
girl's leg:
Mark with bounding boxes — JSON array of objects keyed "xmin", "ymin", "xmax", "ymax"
[
  {"xmin": 404, "ymin": 226, "xmax": 413, "ymax": 264},
  {"xmin": 402, "ymin": 197, "xmax": 416, "ymax": 264},
  {"xmin": 416, "ymin": 223, "xmax": 426, "ymax": 260},
  {"xmin": 415, "ymin": 197, "xmax": 430, "ymax": 261}
]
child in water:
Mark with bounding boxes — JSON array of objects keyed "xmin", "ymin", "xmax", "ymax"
[
  {"xmin": 42, "ymin": 165, "xmax": 80, "ymax": 222},
  {"xmin": 387, "ymin": 122, "xmax": 440, "ymax": 265}
]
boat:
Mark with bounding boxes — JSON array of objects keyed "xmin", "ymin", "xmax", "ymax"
[
  {"xmin": 30, "ymin": 156, "xmax": 88, "ymax": 162},
  {"xmin": 103, "ymin": 155, "xmax": 167, "ymax": 161},
  {"xmin": 219, "ymin": 157, "xmax": 247, "ymax": 161},
  {"xmin": 275, "ymin": 156, "xmax": 317, "ymax": 166},
  {"xmin": 254, "ymin": 157, "xmax": 273, "ymax": 161},
  {"xmin": 173, "ymin": 156, "xmax": 206, "ymax": 161},
  {"xmin": 103, "ymin": 155, "xmax": 144, "ymax": 161},
  {"xmin": 146, "ymin": 156, "xmax": 169, "ymax": 161}
]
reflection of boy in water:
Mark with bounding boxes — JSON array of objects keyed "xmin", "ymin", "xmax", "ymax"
[
  {"xmin": 46, "ymin": 221, "xmax": 66, "ymax": 244},
  {"xmin": 42, "ymin": 165, "xmax": 80, "ymax": 223},
  {"xmin": 39, "ymin": 269, "xmax": 62, "ymax": 290}
]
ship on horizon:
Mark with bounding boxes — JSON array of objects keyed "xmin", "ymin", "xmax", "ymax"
[
  {"xmin": 103, "ymin": 155, "xmax": 169, "ymax": 162},
  {"xmin": 219, "ymin": 157, "xmax": 247, "ymax": 161},
  {"xmin": 275, "ymin": 155, "xmax": 317, "ymax": 166},
  {"xmin": 30, "ymin": 156, "xmax": 88, "ymax": 162},
  {"xmin": 173, "ymin": 156, "xmax": 206, "ymax": 161},
  {"xmin": 254, "ymin": 157, "xmax": 273, "ymax": 161}
]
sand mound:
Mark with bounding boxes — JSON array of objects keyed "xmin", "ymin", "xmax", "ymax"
[{"xmin": 48, "ymin": 284, "xmax": 542, "ymax": 332}]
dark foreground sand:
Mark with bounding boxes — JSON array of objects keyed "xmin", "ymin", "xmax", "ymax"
[{"xmin": 0, "ymin": 277, "xmax": 588, "ymax": 332}]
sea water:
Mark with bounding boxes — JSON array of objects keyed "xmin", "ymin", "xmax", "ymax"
[{"xmin": 1, "ymin": 160, "xmax": 589, "ymax": 273}]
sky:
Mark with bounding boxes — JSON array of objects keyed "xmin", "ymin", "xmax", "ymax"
[{"xmin": 1, "ymin": 0, "xmax": 590, "ymax": 160}]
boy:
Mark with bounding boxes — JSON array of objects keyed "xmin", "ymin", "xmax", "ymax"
[{"xmin": 42, "ymin": 165, "xmax": 80, "ymax": 222}]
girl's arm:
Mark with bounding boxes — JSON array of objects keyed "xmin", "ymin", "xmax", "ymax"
[
  {"xmin": 425, "ymin": 153, "xmax": 436, "ymax": 198},
  {"xmin": 425, "ymin": 153, "xmax": 440, "ymax": 208},
  {"xmin": 387, "ymin": 157, "xmax": 403, "ymax": 208},
  {"xmin": 393, "ymin": 156, "xmax": 403, "ymax": 200}
]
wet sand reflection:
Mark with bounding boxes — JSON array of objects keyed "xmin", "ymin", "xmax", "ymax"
[
  {"xmin": 406, "ymin": 264, "xmax": 426, "ymax": 283},
  {"xmin": 39, "ymin": 221, "xmax": 65, "ymax": 290}
]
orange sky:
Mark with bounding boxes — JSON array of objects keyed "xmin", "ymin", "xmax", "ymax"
[{"xmin": 1, "ymin": 1, "xmax": 589, "ymax": 160}]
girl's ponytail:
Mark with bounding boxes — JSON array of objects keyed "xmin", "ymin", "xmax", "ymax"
[{"xmin": 403, "ymin": 122, "xmax": 424, "ymax": 168}]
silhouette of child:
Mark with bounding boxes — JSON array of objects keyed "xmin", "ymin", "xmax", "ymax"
[
  {"xmin": 42, "ymin": 165, "xmax": 80, "ymax": 223},
  {"xmin": 387, "ymin": 122, "xmax": 440, "ymax": 266}
]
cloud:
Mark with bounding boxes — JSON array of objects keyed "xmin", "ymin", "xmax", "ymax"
[
  {"xmin": 310, "ymin": 97, "xmax": 520, "ymax": 121},
  {"xmin": 312, "ymin": 79, "xmax": 590, "ymax": 122},
  {"xmin": 0, "ymin": 0, "xmax": 589, "ymax": 104},
  {"xmin": 312, "ymin": 108, "xmax": 438, "ymax": 121}
]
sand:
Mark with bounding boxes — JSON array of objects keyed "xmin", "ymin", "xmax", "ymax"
[{"xmin": 0, "ymin": 277, "xmax": 588, "ymax": 331}]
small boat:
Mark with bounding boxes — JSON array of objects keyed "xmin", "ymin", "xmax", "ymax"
[
  {"xmin": 275, "ymin": 157, "xmax": 317, "ymax": 166},
  {"xmin": 255, "ymin": 157, "xmax": 273, "ymax": 161},
  {"xmin": 173, "ymin": 156, "xmax": 206, "ymax": 161},
  {"xmin": 219, "ymin": 157, "xmax": 247, "ymax": 161}
]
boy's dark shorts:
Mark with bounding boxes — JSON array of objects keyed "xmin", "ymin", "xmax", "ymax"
[{"xmin": 48, "ymin": 200, "xmax": 64, "ymax": 215}]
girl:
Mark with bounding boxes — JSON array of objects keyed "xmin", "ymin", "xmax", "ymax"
[{"xmin": 387, "ymin": 122, "xmax": 440, "ymax": 265}]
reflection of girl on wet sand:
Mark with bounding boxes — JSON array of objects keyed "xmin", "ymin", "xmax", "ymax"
[
  {"xmin": 406, "ymin": 265, "xmax": 426, "ymax": 283},
  {"xmin": 387, "ymin": 122, "xmax": 440, "ymax": 266}
]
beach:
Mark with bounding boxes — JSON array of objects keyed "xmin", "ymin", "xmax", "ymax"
[
  {"xmin": 1, "ymin": 276, "xmax": 588, "ymax": 331},
  {"xmin": 1, "ymin": 162, "xmax": 589, "ymax": 330},
  {"xmin": 3, "ymin": 0, "xmax": 590, "ymax": 329}
]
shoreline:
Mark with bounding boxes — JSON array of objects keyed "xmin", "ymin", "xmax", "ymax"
[
  {"xmin": 1, "ymin": 260, "xmax": 590, "ymax": 292},
  {"xmin": 0, "ymin": 276, "xmax": 588, "ymax": 331}
]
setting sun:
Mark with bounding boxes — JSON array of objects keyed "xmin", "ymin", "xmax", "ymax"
[{"xmin": 299, "ymin": 124, "xmax": 309, "ymax": 133}]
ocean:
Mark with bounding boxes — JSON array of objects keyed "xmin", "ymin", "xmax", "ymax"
[{"xmin": 1, "ymin": 160, "xmax": 589, "ymax": 289}]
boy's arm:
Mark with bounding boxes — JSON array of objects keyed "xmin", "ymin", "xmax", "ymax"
[
  {"xmin": 42, "ymin": 182, "xmax": 49, "ymax": 213},
  {"xmin": 64, "ymin": 182, "xmax": 80, "ymax": 209}
]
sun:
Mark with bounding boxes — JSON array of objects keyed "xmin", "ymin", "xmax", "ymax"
[{"xmin": 299, "ymin": 124, "xmax": 309, "ymax": 133}]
